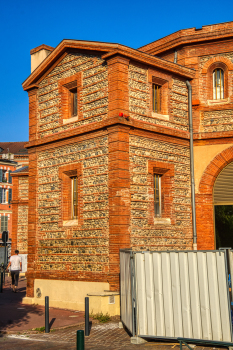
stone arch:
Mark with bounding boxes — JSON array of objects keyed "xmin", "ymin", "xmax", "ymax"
[
  {"xmin": 202, "ymin": 56, "xmax": 233, "ymax": 74},
  {"xmin": 196, "ymin": 146, "xmax": 233, "ymax": 250}
]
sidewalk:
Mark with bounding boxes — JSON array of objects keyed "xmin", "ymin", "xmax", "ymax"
[
  {"xmin": 0, "ymin": 276, "xmax": 86, "ymax": 332},
  {"xmin": 0, "ymin": 276, "xmax": 225, "ymax": 350},
  {"xmin": 0, "ymin": 321, "xmax": 226, "ymax": 350}
]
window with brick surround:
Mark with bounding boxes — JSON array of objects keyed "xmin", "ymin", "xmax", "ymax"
[
  {"xmin": 59, "ymin": 163, "xmax": 82, "ymax": 225},
  {"xmin": 58, "ymin": 73, "xmax": 82, "ymax": 121},
  {"xmin": 149, "ymin": 76, "xmax": 169, "ymax": 116},
  {"xmin": 213, "ymin": 68, "xmax": 224, "ymax": 100},
  {"xmin": 148, "ymin": 161, "xmax": 175, "ymax": 225},
  {"xmin": 207, "ymin": 62, "xmax": 228, "ymax": 101}
]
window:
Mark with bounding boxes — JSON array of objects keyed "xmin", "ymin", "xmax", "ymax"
[
  {"xmin": 2, "ymin": 171, "xmax": 7, "ymax": 183},
  {"xmin": 58, "ymin": 73, "xmax": 82, "ymax": 121},
  {"xmin": 70, "ymin": 88, "xmax": 77, "ymax": 117},
  {"xmin": 152, "ymin": 84, "xmax": 161, "ymax": 113},
  {"xmin": 1, "ymin": 216, "xmax": 8, "ymax": 232},
  {"xmin": 8, "ymin": 170, "xmax": 12, "ymax": 184},
  {"xmin": 154, "ymin": 174, "xmax": 162, "ymax": 217},
  {"xmin": 8, "ymin": 188, "xmax": 12, "ymax": 204},
  {"xmin": 0, "ymin": 169, "xmax": 7, "ymax": 183},
  {"xmin": 58, "ymin": 163, "xmax": 82, "ymax": 226},
  {"xmin": 0, "ymin": 188, "xmax": 7, "ymax": 203},
  {"xmin": 213, "ymin": 68, "xmax": 224, "ymax": 100},
  {"xmin": 148, "ymin": 160, "xmax": 175, "ymax": 225},
  {"xmin": 71, "ymin": 176, "xmax": 78, "ymax": 219}
]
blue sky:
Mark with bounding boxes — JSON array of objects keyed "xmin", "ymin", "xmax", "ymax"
[{"xmin": 1, "ymin": 0, "xmax": 233, "ymax": 141}]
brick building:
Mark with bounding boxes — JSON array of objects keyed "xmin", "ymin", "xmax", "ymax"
[
  {"xmin": 0, "ymin": 142, "xmax": 28, "ymax": 244},
  {"xmin": 16, "ymin": 21, "xmax": 233, "ymax": 311}
]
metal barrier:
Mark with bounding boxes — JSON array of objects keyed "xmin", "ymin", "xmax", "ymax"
[
  {"xmin": 120, "ymin": 250, "xmax": 134, "ymax": 335},
  {"xmin": 120, "ymin": 249, "xmax": 233, "ymax": 342}
]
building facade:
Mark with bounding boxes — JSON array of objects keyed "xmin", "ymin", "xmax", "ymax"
[
  {"xmin": 0, "ymin": 143, "xmax": 28, "ymax": 244},
  {"xmin": 17, "ymin": 21, "xmax": 233, "ymax": 311}
]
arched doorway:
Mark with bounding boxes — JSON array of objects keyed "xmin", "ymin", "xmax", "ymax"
[{"xmin": 214, "ymin": 161, "xmax": 233, "ymax": 249}]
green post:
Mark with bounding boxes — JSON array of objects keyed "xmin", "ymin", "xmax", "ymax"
[{"xmin": 76, "ymin": 330, "xmax": 85, "ymax": 350}]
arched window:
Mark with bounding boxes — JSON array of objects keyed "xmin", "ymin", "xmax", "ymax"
[{"xmin": 213, "ymin": 68, "xmax": 224, "ymax": 99}]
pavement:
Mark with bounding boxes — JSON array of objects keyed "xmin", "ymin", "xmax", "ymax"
[
  {"xmin": 0, "ymin": 323, "xmax": 227, "ymax": 350},
  {"xmin": 0, "ymin": 276, "xmax": 226, "ymax": 350},
  {"xmin": 0, "ymin": 276, "xmax": 86, "ymax": 332}
]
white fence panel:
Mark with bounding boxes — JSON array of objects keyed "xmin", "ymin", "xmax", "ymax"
[
  {"xmin": 120, "ymin": 251, "xmax": 133, "ymax": 334},
  {"xmin": 170, "ymin": 252, "xmax": 183, "ymax": 337},
  {"xmin": 136, "ymin": 253, "xmax": 147, "ymax": 335},
  {"xmin": 144, "ymin": 253, "xmax": 156, "ymax": 335},
  {"xmin": 187, "ymin": 252, "xmax": 202, "ymax": 339},
  {"xmin": 132, "ymin": 250, "xmax": 232, "ymax": 342},
  {"xmin": 152, "ymin": 252, "xmax": 165, "ymax": 336},
  {"xmin": 216, "ymin": 251, "xmax": 232, "ymax": 342}
]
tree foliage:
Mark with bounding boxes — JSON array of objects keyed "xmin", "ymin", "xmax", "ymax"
[{"xmin": 215, "ymin": 205, "xmax": 233, "ymax": 249}]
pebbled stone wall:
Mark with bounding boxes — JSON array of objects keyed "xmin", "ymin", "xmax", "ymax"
[
  {"xmin": 36, "ymin": 135, "xmax": 109, "ymax": 273},
  {"xmin": 128, "ymin": 64, "xmax": 189, "ymax": 131},
  {"xmin": 19, "ymin": 176, "xmax": 29, "ymax": 200},
  {"xmin": 201, "ymin": 109, "xmax": 233, "ymax": 132},
  {"xmin": 37, "ymin": 53, "xmax": 108, "ymax": 138},
  {"xmin": 17, "ymin": 205, "xmax": 28, "ymax": 253},
  {"xmin": 129, "ymin": 134, "xmax": 192, "ymax": 250}
]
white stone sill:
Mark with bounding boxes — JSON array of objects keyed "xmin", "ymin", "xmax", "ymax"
[
  {"xmin": 207, "ymin": 98, "xmax": 229, "ymax": 106},
  {"xmin": 87, "ymin": 291, "xmax": 119, "ymax": 296},
  {"xmin": 151, "ymin": 112, "xmax": 169, "ymax": 120},
  {"xmin": 154, "ymin": 217, "xmax": 171, "ymax": 225},
  {"xmin": 63, "ymin": 116, "xmax": 78, "ymax": 125},
  {"xmin": 63, "ymin": 219, "xmax": 78, "ymax": 226}
]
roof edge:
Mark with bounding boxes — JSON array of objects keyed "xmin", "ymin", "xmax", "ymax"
[
  {"xmin": 139, "ymin": 21, "xmax": 233, "ymax": 55},
  {"xmin": 22, "ymin": 39, "xmax": 195, "ymax": 91}
]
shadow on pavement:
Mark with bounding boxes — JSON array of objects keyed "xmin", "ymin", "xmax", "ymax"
[
  {"xmin": 49, "ymin": 317, "xmax": 56, "ymax": 329},
  {"xmin": 0, "ymin": 276, "xmax": 43, "ymax": 333}
]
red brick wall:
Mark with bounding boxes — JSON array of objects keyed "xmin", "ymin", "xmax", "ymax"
[{"xmin": 23, "ymin": 28, "xmax": 233, "ymax": 293}]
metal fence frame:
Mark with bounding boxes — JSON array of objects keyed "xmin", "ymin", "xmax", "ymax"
[{"xmin": 120, "ymin": 249, "xmax": 233, "ymax": 343}]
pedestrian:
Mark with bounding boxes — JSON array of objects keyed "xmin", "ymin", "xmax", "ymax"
[{"xmin": 7, "ymin": 250, "xmax": 22, "ymax": 293}]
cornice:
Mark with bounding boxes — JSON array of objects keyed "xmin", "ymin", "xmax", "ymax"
[
  {"xmin": 102, "ymin": 50, "xmax": 195, "ymax": 79},
  {"xmin": 194, "ymin": 130, "xmax": 233, "ymax": 140},
  {"xmin": 23, "ymin": 40, "xmax": 122, "ymax": 90},
  {"xmin": 25, "ymin": 116, "xmax": 190, "ymax": 151},
  {"xmin": 22, "ymin": 39, "xmax": 195, "ymax": 91},
  {"xmin": 139, "ymin": 23, "xmax": 233, "ymax": 55},
  {"xmin": 30, "ymin": 44, "xmax": 54, "ymax": 55}
]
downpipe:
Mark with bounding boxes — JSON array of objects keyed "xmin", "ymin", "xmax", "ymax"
[
  {"xmin": 186, "ymin": 81, "xmax": 197, "ymax": 250},
  {"xmin": 174, "ymin": 49, "xmax": 178, "ymax": 63}
]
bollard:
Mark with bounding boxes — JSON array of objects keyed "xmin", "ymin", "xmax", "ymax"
[
  {"xmin": 0, "ymin": 272, "xmax": 3, "ymax": 293},
  {"xmin": 45, "ymin": 296, "xmax": 49, "ymax": 333},
  {"xmin": 85, "ymin": 297, "xmax": 89, "ymax": 336},
  {"xmin": 76, "ymin": 330, "xmax": 85, "ymax": 350}
]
